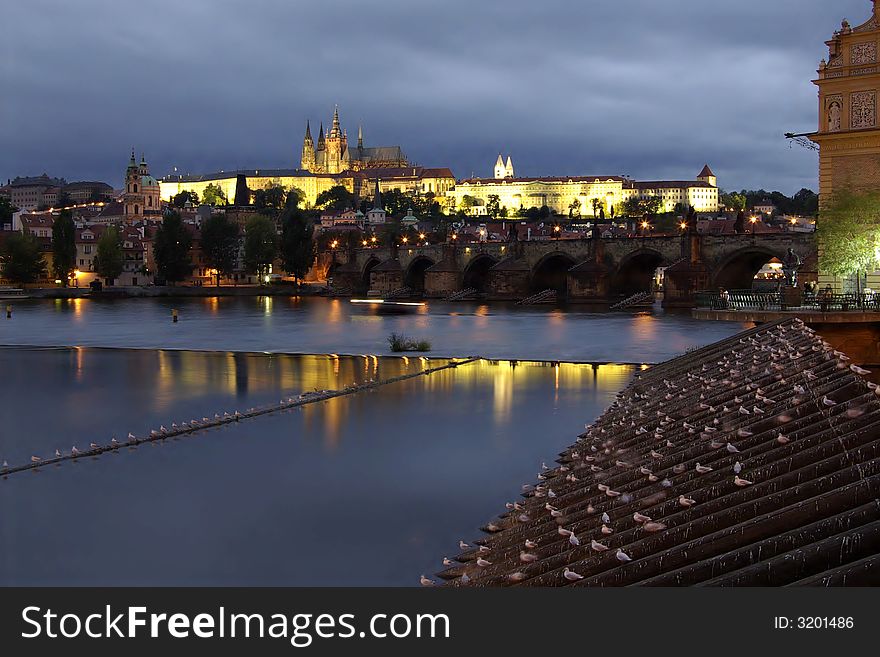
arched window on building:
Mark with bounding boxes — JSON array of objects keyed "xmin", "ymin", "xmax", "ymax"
[{"xmin": 134, "ymin": 205, "xmax": 139, "ymax": 215}]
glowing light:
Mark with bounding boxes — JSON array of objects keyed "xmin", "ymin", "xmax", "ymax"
[
  {"xmin": 330, "ymin": 240, "xmax": 339, "ymax": 249},
  {"xmin": 401, "ymin": 237, "xmax": 408, "ymax": 244},
  {"xmin": 641, "ymin": 221, "xmax": 650, "ymax": 229},
  {"xmin": 362, "ymin": 240, "xmax": 368, "ymax": 246},
  {"xmin": 419, "ymin": 233, "xmax": 426, "ymax": 240},
  {"xmin": 680, "ymin": 222, "xmax": 688, "ymax": 230}
]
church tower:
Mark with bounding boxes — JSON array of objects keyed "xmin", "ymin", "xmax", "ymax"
[
  {"xmin": 301, "ymin": 121, "xmax": 315, "ymax": 171},
  {"xmin": 325, "ymin": 106, "xmax": 347, "ymax": 174},
  {"xmin": 697, "ymin": 164, "xmax": 716, "ymax": 188},
  {"xmin": 123, "ymin": 149, "xmax": 143, "ymax": 219},
  {"xmin": 505, "ymin": 156, "xmax": 515, "ymax": 179},
  {"xmin": 494, "ymin": 154, "xmax": 506, "ymax": 179}
]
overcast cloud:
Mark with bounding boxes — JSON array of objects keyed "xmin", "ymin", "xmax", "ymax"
[{"xmin": 0, "ymin": 0, "xmax": 869, "ymax": 193}]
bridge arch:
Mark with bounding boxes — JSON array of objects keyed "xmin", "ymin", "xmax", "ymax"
[
  {"xmin": 462, "ymin": 254, "xmax": 498, "ymax": 293},
  {"xmin": 361, "ymin": 257, "xmax": 381, "ymax": 293},
  {"xmin": 611, "ymin": 248, "xmax": 667, "ymax": 297},
  {"xmin": 712, "ymin": 246, "xmax": 785, "ymax": 291},
  {"xmin": 531, "ymin": 251, "xmax": 577, "ymax": 295},
  {"xmin": 404, "ymin": 256, "xmax": 436, "ymax": 295}
]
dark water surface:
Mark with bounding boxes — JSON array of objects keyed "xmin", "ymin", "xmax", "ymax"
[
  {"xmin": 0, "ymin": 348, "xmax": 636, "ymax": 585},
  {"xmin": 0, "ymin": 296, "xmax": 746, "ymax": 362}
]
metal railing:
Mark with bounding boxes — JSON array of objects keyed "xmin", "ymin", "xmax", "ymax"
[{"xmin": 696, "ymin": 289, "xmax": 880, "ymax": 312}]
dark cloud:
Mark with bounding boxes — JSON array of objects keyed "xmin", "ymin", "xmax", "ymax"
[{"xmin": 0, "ymin": 0, "xmax": 867, "ymax": 193}]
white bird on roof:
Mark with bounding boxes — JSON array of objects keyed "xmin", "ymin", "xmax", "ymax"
[
  {"xmin": 601, "ymin": 512, "xmax": 611, "ymax": 524},
  {"xmin": 726, "ymin": 443, "xmax": 740, "ymax": 454},
  {"xmin": 822, "ymin": 396, "xmax": 837, "ymax": 407},
  {"xmin": 734, "ymin": 475, "xmax": 754, "ymax": 487},
  {"xmin": 695, "ymin": 463, "xmax": 713, "ymax": 474},
  {"xmin": 564, "ymin": 567, "xmax": 584, "ymax": 581},
  {"xmin": 420, "ymin": 575, "xmax": 436, "ymax": 587},
  {"xmin": 31, "ymin": 456, "xmax": 41, "ymax": 463},
  {"xmin": 591, "ymin": 539, "xmax": 609, "ymax": 552},
  {"xmin": 459, "ymin": 540, "xmax": 470, "ymax": 550},
  {"xmin": 633, "ymin": 512, "xmax": 651, "ymax": 524},
  {"xmin": 558, "ymin": 527, "xmax": 573, "ymax": 537},
  {"xmin": 525, "ymin": 539, "xmax": 537, "ymax": 549},
  {"xmin": 55, "ymin": 449, "xmax": 61, "ymax": 458},
  {"xmin": 443, "ymin": 557, "xmax": 453, "ymax": 567},
  {"xmin": 643, "ymin": 522, "xmax": 667, "ymax": 533},
  {"xmin": 739, "ymin": 406, "xmax": 751, "ymax": 415},
  {"xmin": 569, "ymin": 533, "xmax": 580, "ymax": 547},
  {"xmin": 128, "ymin": 433, "xmax": 136, "ymax": 440},
  {"xmin": 476, "ymin": 557, "xmax": 492, "ymax": 567},
  {"xmin": 679, "ymin": 495, "xmax": 696, "ymax": 507},
  {"xmin": 733, "ymin": 461, "xmax": 743, "ymax": 474},
  {"xmin": 616, "ymin": 549, "xmax": 632, "ymax": 562}
]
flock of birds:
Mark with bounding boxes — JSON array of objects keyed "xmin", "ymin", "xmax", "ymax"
[{"xmin": 421, "ymin": 318, "xmax": 877, "ymax": 587}]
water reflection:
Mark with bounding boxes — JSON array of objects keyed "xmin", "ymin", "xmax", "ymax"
[{"xmin": 0, "ymin": 346, "xmax": 635, "ymax": 586}]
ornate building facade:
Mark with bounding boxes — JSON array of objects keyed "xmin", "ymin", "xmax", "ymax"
[
  {"xmin": 811, "ymin": 1, "xmax": 880, "ymax": 199},
  {"xmin": 299, "ymin": 107, "xmax": 408, "ymax": 174},
  {"xmin": 123, "ymin": 150, "xmax": 161, "ymax": 221}
]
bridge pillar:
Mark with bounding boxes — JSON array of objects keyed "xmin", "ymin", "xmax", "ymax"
[
  {"xmin": 369, "ymin": 259, "xmax": 404, "ymax": 295},
  {"xmin": 425, "ymin": 261, "xmax": 461, "ymax": 298},
  {"xmin": 488, "ymin": 257, "xmax": 531, "ymax": 300},
  {"xmin": 664, "ymin": 259, "xmax": 710, "ymax": 308},
  {"xmin": 567, "ymin": 261, "xmax": 610, "ymax": 303},
  {"xmin": 329, "ymin": 260, "xmax": 362, "ymax": 295}
]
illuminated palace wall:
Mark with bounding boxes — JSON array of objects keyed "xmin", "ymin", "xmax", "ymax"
[
  {"xmin": 159, "ymin": 170, "xmax": 353, "ymax": 208},
  {"xmin": 447, "ymin": 172, "xmax": 719, "ymax": 217}
]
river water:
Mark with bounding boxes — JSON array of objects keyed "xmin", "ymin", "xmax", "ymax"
[{"xmin": 0, "ymin": 298, "xmax": 746, "ymax": 585}]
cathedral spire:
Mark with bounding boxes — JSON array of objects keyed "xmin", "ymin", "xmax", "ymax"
[
  {"xmin": 372, "ymin": 178, "xmax": 383, "ymax": 211},
  {"xmin": 317, "ymin": 122, "xmax": 325, "ymax": 150},
  {"xmin": 304, "ymin": 120, "xmax": 313, "ymax": 142},
  {"xmin": 357, "ymin": 124, "xmax": 363, "ymax": 150},
  {"xmin": 330, "ymin": 105, "xmax": 341, "ymax": 139}
]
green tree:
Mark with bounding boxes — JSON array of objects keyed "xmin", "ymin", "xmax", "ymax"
[
  {"xmin": 721, "ymin": 191, "xmax": 747, "ymax": 211},
  {"xmin": 280, "ymin": 209, "xmax": 315, "ymax": 286},
  {"xmin": 56, "ymin": 190, "xmax": 72, "ymax": 209},
  {"xmin": 153, "ymin": 211, "xmax": 193, "ymax": 285},
  {"xmin": 315, "ymin": 185, "xmax": 356, "ymax": 212},
  {"xmin": 200, "ymin": 213, "xmax": 240, "ymax": 286},
  {"xmin": 286, "ymin": 186, "xmax": 306, "ymax": 209},
  {"xmin": 1, "ymin": 232, "xmax": 46, "ymax": 285},
  {"xmin": 0, "ymin": 197, "xmax": 18, "ymax": 226},
  {"xmin": 171, "ymin": 190, "xmax": 199, "ymax": 208},
  {"xmin": 253, "ymin": 184, "xmax": 287, "ymax": 212},
  {"xmin": 94, "ymin": 226, "xmax": 124, "ymax": 283},
  {"xmin": 51, "ymin": 209, "xmax": 76, "ymax": 285},
  {"xmin": 568, "ymin": 199, "xmax": 581, "ymax": 218},
  {"xmin": 590, "ymin": 198, "xmax": 604, "ymax": 217},
  {"xmin": 819, "ymin": 192, "xmax": 880, "ymax": 293},
  {"xmin": 486, "ymin": 195, "xmax": 501, "ymax": 220},
  {"xmin": 201, "ymin": 183, "xmax": 228, "ymax": 206},
  {"xmin": 243, "ymin": 215, "xmax": 277, "ymax": 282}
]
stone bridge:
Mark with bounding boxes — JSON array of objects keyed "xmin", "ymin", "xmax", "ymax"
[{"xmin": 329, "ymin": 233, "xmax": 817, "ymax": 306}]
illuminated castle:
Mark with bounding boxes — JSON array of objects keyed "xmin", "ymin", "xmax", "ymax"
[{"xmin": 300, "ymin": 106, "xmax": 408, "ymax": 174}]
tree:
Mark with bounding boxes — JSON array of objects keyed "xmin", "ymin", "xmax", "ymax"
[
  {"xmin": 1, "ymin": 232, "xmax": 46, "ymax": 285},
  {"xmin": 568, "ymin": 199, "xmax": 581, "ymax": 218},
  {"xmin": 621, "ymin": 195, "xmax": 661, "ymax": 218},
  {"xmin": 819, "ymin": 192, "xmax": 880, "ymax": 293},
  {"xmin": 201, "ymin": 183, "xmax": 227, "ymax": 206},
  {"xmin": 591, "ymin": 198, "xmax": 604, "ymax": 217},
  {"xmin": 486, "ymin": 195, "xmax": 502, "ymax": 220},
  {"xmin": 460, "ymin": 195, "xmax": 478, "ymax": 214},
  {"xmin": 51, "ymin": 209, "xmax": 76, "ymax": 285},
  {"xmin": 285, "ymin": 186, "xmax": 306, "ymax": 209},
  {"xmin": 153, "ymin": 211, "xmax": 193, "ymax": 284},
  {"xmin": 94, "ymin": 226, "xmax": 124, "ymax": 283},
  {"xmin": 171, "ymin": 190, "xmax": 199, "ymax": 208},
  {"xmin": 253, "ymin": 184, "xmax": 287, "ymax": 212},
  {"xmin": 280, "ymin": 209, "xmax": 315, "ymax": 286},
  {"xmin": 56, "ymin": 190, "xmax": 72, "ymax": 209},
  {"xmin": 0, "ymin": 197, "xmax": 18, "ymax": 226},
  {"xmin": 315, "ymin": 185, "xmax": 356, "ymax": 212},
  {"xmin": 200, "ymin": 213, "xmax": 240, "ymax": 286},
  {"xmin": 721, "ymin": 191, "xmax": 747, "ymax": 211},
  {"xmin": 243, "ymin": 215, "xmax": 277, "ymax": 282}
]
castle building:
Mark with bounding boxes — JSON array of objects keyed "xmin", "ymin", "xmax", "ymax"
[
  {"xmin": 300, "ymin": 107, "xmax": 408, "ymax": 174},
  {"xmin": 123, "ymin": 150, "xmax": 161, "ymax": 221},
  {"xmin": 447, "ymin": 159, "xmax": 719, "ymax": 216}
]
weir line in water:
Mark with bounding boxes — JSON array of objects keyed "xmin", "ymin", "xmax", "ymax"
[{"xmin": 1, "ymin": 357, "xmax": 481, "ymax": 478}]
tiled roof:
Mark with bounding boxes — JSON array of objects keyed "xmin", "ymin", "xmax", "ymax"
[
  {"xmin": 437, "ymin": 319, "xmax": 880, "ymax": 587},
  {"xmin": 461, "ymin": 176, "xmax": 627, "ymax": 185}
]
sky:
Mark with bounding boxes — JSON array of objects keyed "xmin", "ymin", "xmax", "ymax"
[{"xmin": 0, "ymin": 0, "xmax": 872, "ymax": 193}]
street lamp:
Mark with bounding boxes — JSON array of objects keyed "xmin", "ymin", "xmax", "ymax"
[
  {"xmin": 750, "ymin": 216, "xmax": 758, "ymax": 234},
  {"xmin": 401, "ymin": 236, "xmax": 408, "ymax": 245}
]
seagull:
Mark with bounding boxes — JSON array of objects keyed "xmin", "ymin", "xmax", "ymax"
[
  {"xmin": 733, "ymin": 461, "xmax": 743, "ymax": 474},
  {"xmin": 111, "ymin": 437, "xmax": 119, "ymax": 445},
  {"xmin": 442, "ymin": 558, "xmax": 454, "ymax": 567},
  {"xmin": 476, "ymin": 558, "xmax": 492, "ymax": 568},
  {"xmin": 509, "ymin": 572, "xmax": 527, "ymax": 582},
  {"xmin": 822, "ymin": 396, "xmax": 837, "ymax": 407},
  {"xmin": 525, "ymin": 539, "xmax": 537, "ymax": 549},
  {"xmin": 478, "ymin": 546, "xmax": 491, "ymax": 554},
  {"xmin": 726, "ymin": 443, "xmax": 740, "ymax": 454},
  {"xmin": 1, "ymin": 460, "xmax": 7, "ymax": 469},
  {"xmin": 459, "ymin": 540, "xmax": 470, "ymax": 550},
  {"xmin": 520, "ymin": 552, "xmax": 538, "ymax": 563},
  {"xmin": 55, "ymin": 449, "xmax": 61, "ymax": 458},
  {"xmin": 420, "ymin": 575, "xmax": 436, "ymax": 587},
  {"xmin": 633, "ymin": 512, "xmax": 652, "ymax": 524},
  {"xmin": 591, "ymin": 540, "xmax": 609, "ymax": 552},
  {"xmin": 695, "ymin": 463, "xmax": 713, "ymax": 474},
  {"xmin": 739, "ymin": 406, "xmax": 751, "ymax": 415},
  {"xmin": 90, "ymin": 442, "xmax": 99, "ymax": 450},
  {"xmin": 128, "ymin": 433, "xmax": 136, "ymax": 440},
  {"xmin": 569, "ymin": 533, "xmax": 580, "ymax": 547},
  {"xmin": 734, "ymin": 475, "xmax": 754, "ymax": 487},
  {"xmin": 643, "ymin": 522, "xmax": 667, "ymax": 533},
  {"xmin": 606, "ymin": 489, "xmax": 622, "ymax": 497},
  {"xmin": 777, "ymin": 434, "xmax": 790, "ymax": 444},
  {"xmin": 601, "ymin": 512, "xmax": 611, "ymax": 524},
  {"xmin": 616, "ymin": 549, "xmax": 632, "ymax": 562},
  {"xmin": 679, "ymin": 495, "xmax": 696, "ymax": 507},
  {"xmin": 558, "ymin": 527, "xmax": 573, "ymax": 537},
  {"xmin": 31, "ymin": 456, "xmax": 42, "ymax": 463},
  {"xmin": 71, "ymin": 446, "xmax": 79, "ymax": 455},
  {"xmin": 851, "ymin": 364, "xmax": 872, "ymax": 376},
  {"xmin": 563, "ymin": 567, "xmax": 585, "ymax": 581},
  {"xmin": 601, "ymin": 524, "xmax": 614, "ymax": 535}
]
